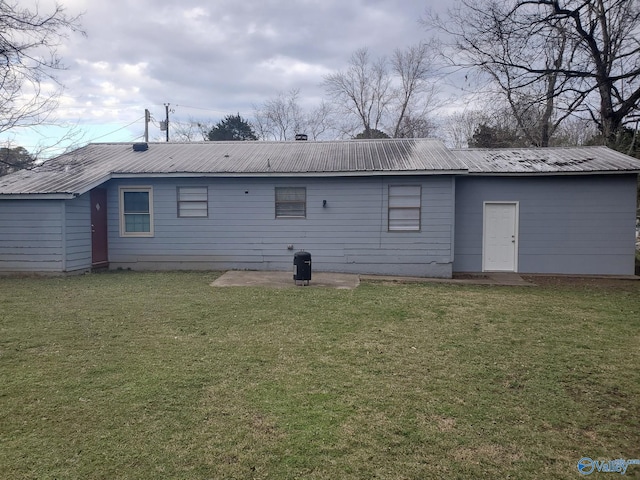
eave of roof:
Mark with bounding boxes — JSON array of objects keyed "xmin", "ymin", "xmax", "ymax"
[
  {"xmin": 0, "ymin": 193, "xmax": 77, "ymax": 200},
  {"xmin": 109, "ymin": 169, "xmax": 468, "ymax": 179},
  {"xmin": 0, "ymin": 140, "xmax": 638, "ymax": 198}
]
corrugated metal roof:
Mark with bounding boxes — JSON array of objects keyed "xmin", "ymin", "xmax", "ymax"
[
  {"xmin": 112, "ymin": 138, "xmax": 463, "ymax": 174},
  {"xmin": 454, "ymin": 146, "xmax": 640, "ymax": 174},
  {"xmin": 0, "ymin": 139, "xmax": 464, "ymax": 196},
  {"xmin": 0, "ymin": 140, "xmax": 638, "ymax": 197}
]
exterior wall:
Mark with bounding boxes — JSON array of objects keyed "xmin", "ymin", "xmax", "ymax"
[
  {"xmin": 0, "ymin": 194, "xmax": 92, "ymax": 274},
  {"xmin": 105, "ymin": 176, "xmax": 456, "ymax": 277},
  {"xmin": 454, "ymin": 175, "xmax": 638, "ymax": 275},
  {"xmin": 64, "ymin": 193, "xmax": 92, "ymax": 272},
  {"xmin": 0, "ymin": 199, "xmax": 65, "ymax": 272}
]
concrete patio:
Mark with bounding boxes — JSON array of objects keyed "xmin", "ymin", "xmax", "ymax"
[{"xmin": 210, "ymin": 270, "xmax": 537, "ymax": 289}]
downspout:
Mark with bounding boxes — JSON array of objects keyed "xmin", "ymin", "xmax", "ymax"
[
  {"xmin": 61, "ymin": 200, "xmax": 67, "ymax": 272},
  {"xmin": 379, "ymin": 176, "xmax": 384, "ymax": 249},
  {"xmin": 450, "ymin": 176, "xmax": 456, "ymax": 269}
]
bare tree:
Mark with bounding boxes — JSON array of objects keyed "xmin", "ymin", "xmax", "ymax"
[
  {"xmin": 550, "ymin": 116, "xmax": 600, "ymax": 146},
  {"xmin": 440, "ymin": 110, "xmax": 489, "ymax": 148},
  {"xmin": 440, "ymin": 101, "xmax": 600, "ymax": 148},
  {"xmin": 170, "ymin": 117, "xmax": 208, "ymax": 142},
  {"xmin": 389, "ymin": 42, "xmax": 440, "ymax": 138},
  {"xmin": 323, "ymin": 45, "xmax": 440, "ymax": 139},
  {"xmin": 254, "ymin": 90, "xmax": 338, "ymax": 141},
  {"xmin": 304, "ymin": 100, "xmax": 334, "ymax": 140},
  {"xmin": 0, "ymin": 1, "xmax": 84, "ymax": 138},
  {"xmin": 253, "ymin": 89, "xmax": 303, "ymax": 141},
  {"xmin": 426, "ymin": 1, "xmax": 579, "ymax": 146},
  {"xmin": 251, "ymin": 108, "xmax": 269, "ymax": 141},
  {"xmin": 426, "ymin": 0, "xmax": 640, "ymax": 147},
  {"xmin": 323, "ymin": 48, "xmax": 392, "ymax": 138},
  {"xmin": 539, "ymin": 0, "xmax": 640, "ymax": 145}
]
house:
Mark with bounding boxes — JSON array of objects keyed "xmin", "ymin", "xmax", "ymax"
[{"xmin": 0, "ymin": 139, "xmax": 638, "ymax": 277}]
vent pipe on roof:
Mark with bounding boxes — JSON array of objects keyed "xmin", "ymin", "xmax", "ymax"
[
  {"xmin": 133, "ymin": 142, "xmax": 149, "ymax": 152},
  {"xmin": 295, "ymin": 134, "xmax": 308, "ymax": 141}
]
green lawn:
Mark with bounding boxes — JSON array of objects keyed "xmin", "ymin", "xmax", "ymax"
[{"xmin": 1, "ymin": 271, "xmax": 639, "ymax": 479}]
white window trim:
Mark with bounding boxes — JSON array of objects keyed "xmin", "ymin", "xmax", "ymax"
[
  {"xmin": 388, "ymin": 185, "xmax": 422, "ymax": 232},
  {"xmin": 119, "ymin": 186, "xmax": 154, "ymax": 237},
  {"xmin": 177, "ymin": 186, "xmax": 208, "ymax": 218}
]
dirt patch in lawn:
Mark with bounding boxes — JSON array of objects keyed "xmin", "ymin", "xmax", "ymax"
[{"xmin": 523, "ymin": 275, "xmax": 640, "ymax": 291}]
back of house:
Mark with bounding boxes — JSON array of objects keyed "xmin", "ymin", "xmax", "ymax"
[{"xmin": 0, "ymin": 139, "xmax": 638, "ymax": 277}]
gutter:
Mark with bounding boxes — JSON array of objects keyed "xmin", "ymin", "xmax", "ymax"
[
  {"xmin": 463, "ymin": 170, "xmax": 640, "ymax": 176},
  {"xmin": 109, "ymin": 169, "xmax": 471, "ymax": 179},
  {"xmin": 0, "ymin": 193, "xmax": 78, "ymax": 200}
]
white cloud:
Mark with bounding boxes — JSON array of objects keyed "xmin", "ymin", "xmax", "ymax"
[
  {"xmin": 5, "ymin": 0, "xmax": 448, "ymax": 154},
  {"xmin": 183, "ymin": 7, "xmax": 208, "ymax": 21},
  {"xmin": 257, "ymin": 55, "xmax": 331, "ymax": 80}
]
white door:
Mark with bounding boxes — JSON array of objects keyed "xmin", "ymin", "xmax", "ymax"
[{"xmin": 483, "ymin": 202, "xmax": 518, "ymax": 272}]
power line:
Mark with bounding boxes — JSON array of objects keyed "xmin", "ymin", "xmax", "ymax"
[
  {"xmin": 84, "ymin": 116, "xmax": 144, "ymax": 143},
  {"xmin": 173, "ymin": 103, "xmax": 239, "ymax": 115},
  {"xmin": 54, "ymin": 97, "xmax": 236, "ymax": 116}
]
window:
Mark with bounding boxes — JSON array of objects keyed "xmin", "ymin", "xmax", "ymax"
[
  {"xmin": 177, "ymin": 186, "xmax": 208, "ymax": 218},
  {"xmin": 275, "ymin": 187, "xmax": 306, "ymax": 218},
  {"xmin": 388, "ymin": 185, "xmax": 421, "ymax": 231},
  {"xmin": 120, "ymin": 186, "xmax": 153, "ymax": 237}
]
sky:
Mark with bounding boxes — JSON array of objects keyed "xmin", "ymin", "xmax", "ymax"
[{"xmin": 5, "ymin": 0, "xmax": 457, "ymax": 156}]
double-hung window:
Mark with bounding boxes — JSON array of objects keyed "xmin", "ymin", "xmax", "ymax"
[
  {"xmin": 120, "ymin": 186, "xmax": 154, "ymax": 237},
  {"xmin": 388, "ymin": 185, "xmax": 421, "ymax": 231},
  {"xmin": 177, "ymin": 186, "xmax": 208, "ymax": 218},
  {"xmin": 275, "ymin": 187, "xmax": 306, "ymax": 218}
]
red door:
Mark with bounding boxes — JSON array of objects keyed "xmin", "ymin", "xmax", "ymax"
[{"xmin": 90, "ymin": 188, "xmax": 109, "ymax": 267}]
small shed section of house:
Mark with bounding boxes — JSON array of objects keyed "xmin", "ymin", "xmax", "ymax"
[
  {"xmin": 0, "ymin": 139, "xmax": 638, "ymax": 277},
  {"xmin": 454, "ymin": 147, "xmax": 639, "ymax": 275}
]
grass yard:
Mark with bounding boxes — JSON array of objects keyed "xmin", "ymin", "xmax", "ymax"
[{"xmin": 1, "ymin": 271, "xmax": 639, "ymax": 479}]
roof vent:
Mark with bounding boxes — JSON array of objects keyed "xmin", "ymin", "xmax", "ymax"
[
  {"xmin": 133, "ymin": 142, "xmax": 149, "ymax": 152},
  {"xmin": 295, "ymin": 134, "xmax": 308, "ymax": 141}
]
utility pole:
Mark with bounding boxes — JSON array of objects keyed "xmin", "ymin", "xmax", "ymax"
[
  {"xmin": 164, "ymin": 103, "xmax": 170, "ymax": 142},
  {"xmin": 144, "ymin": 109, "xmax": 150, "ymax": 142}
]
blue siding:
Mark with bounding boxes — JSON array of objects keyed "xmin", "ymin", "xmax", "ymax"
[
  {"xmin": 454, "ymin": 175, "xmax": 638, "ymax": 275},
  {"xmin": 64, "ymin": 193, "xmax": 92, "ymax": 272},
  {"xmin": 0, "ymin": 200, "xmax": 65, "ymax": 272},
  {"xmin": 2, "ymin": 174, "xmax": 636, "ymax": 277},
  {"xmin": 105, "ymin": 176, "xmax": 455, "ymax": 277}
]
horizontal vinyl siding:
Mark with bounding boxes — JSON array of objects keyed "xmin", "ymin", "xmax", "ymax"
[
  {"xmin": 106, "ymin": 176, "xmax": 455, "ymax": 277},
  {"xmin": 64, "ymin": 193, "xmax": 92, "ymax": 272},
  {"xmin": 454, "ymin": 175, "xmax": 638, "ymax": 275},
  {"xmin": 0, "ymin": 200, "xmax": 64, "ymax": 272}
]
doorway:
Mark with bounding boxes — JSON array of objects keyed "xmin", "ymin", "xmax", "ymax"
[
  {"xmin": 483, "ymin": 202, "xmax": 518, "ymax": 272},
  {"xmin": 90, "ymin": 188, "xmax": 109, "ymax": 267}
]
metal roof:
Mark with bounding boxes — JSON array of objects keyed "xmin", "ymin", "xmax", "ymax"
[
  {"xmin": 454, "ymin": 146, "xmax": 640, "ymax": 174},
  {"xmin": 0, "ymin": 140, "xmax": 638, "ymax": 198},
  {"xmin": 0, "ymin": 139, "xmax": 464, "ymax": 197}
]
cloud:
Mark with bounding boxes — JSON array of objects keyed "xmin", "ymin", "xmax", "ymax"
[{"xmin": 6, "ymin": 0, "xmax": 441, "ymax": 152}]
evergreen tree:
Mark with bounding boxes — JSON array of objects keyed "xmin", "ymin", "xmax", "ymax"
[
  {"xmin": 354, "ymin": 129, "xmax": 390, "ymax": 139},
  {"xmin": 468, "ymin": 124, "xmax": 526, "ymax": 148},
  {"xmin": 0, "ymin": 147, "xmax": 35, "ymax": 176},
  {"xmin": 207, "ymin": 114, "xmax": 257, "ymax": 141}
]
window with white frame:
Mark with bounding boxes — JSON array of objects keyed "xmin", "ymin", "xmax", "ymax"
[
  {"xmin": 177, "ymin": 186, "xmax": 208, "ymax": 218},
  {"xmin": 388, "ymin": 185, "xmax": 421, "ymax": 231},
  {"xmin": 119, "ymin": 186, "xmax": 154, "ymax": 237},
  {"xmin": 275, "ymin": 187, "xmax": 306, "ymax": 218}
]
